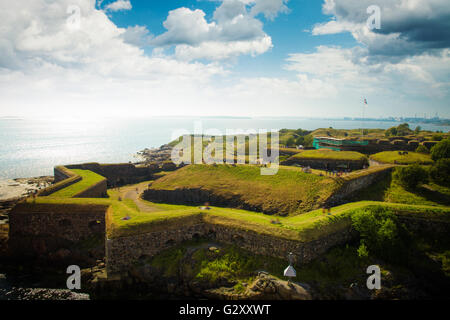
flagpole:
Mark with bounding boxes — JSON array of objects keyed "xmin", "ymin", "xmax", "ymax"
[{"xmin": 362, "ymin": 98, "xmax": 366, "ymax": 139}]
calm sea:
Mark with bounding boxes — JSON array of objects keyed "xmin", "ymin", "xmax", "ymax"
[{"xmin": 0, "ymin": 117, "xmax": 448, "ymax": 179}]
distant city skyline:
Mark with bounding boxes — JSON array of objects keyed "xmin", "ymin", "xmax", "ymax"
[{"xmin": 0, "ymin": 0, "xmax": 449, "ymax": 118}]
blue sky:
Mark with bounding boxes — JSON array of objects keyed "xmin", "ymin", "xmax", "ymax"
[
  {"xmin": 106, "ymin": 0, "xmax": 357, "ymax": 78},
  {"xmin": 0, "ymin": 0, "xmax": 449, "ymax": 118}
]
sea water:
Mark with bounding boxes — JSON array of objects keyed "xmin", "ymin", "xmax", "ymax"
[{"xmin": 0, "ymin": 117, "xmax": 448, "ymax": 179}]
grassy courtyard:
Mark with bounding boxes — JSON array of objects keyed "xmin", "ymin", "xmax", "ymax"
[
  {"xmin": 370, "ymin": 151, "xmax": 433, "ymax": 165},
  {"xmin": 289, "ymin": 149, "xmax": 368, "ymax": 161}
]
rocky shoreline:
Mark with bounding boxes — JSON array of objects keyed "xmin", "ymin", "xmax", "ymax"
[
  {"xmin": 137, "ymin": 144, "xmax": 173, "ymax": 164},
  {"xmin": 0, "ymin": 176, "xmax": 53, "ymax": 223}
]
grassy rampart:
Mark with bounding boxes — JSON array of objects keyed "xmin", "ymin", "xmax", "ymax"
[
  {"xmin": 370, "ymin": 151, "xmax": 433, "ymax": 165},
  {"xmin": 147, "ymin": 164, "xmax": 340, "ymax": 215}
]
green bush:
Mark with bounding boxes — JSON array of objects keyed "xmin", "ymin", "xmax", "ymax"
[
  {"xmin": 429, "ymin": 159, "xmax": 450, "ymax": 187},
  {"xmin": 393, "ymin": 164, "xmax": 428, "ymax": 189},
  {"xmin": 295, "ymin": 136, "xmax": 305, "ymax": 146},
  {"xmin": 303, "ymin": 135, "xmax": 314, "ymax": 147},
  {"xmin": 430, "ymin": 139, "xmax": 450, "ymax": 161},
  {"xmin": 385, "ymin": 123, "xmax": 412, "ymax": 137},
  {"xmin": 351, "ymin": 207, "xmax": 413, "ymax": 264},
  {"xmin": 286, "ymin": 137, "xmax": 296, "ymax": 147},
  {"xmin": 415, "ymin": 145, "xmax": 429, "ymax": 154},
  {"xmin": 431, "ymin": 134, "xmax": 443, "ymax": 142}
]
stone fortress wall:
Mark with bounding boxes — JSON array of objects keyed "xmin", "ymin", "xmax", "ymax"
[
  {"xmin": 8, "ymin": 160, "xmax": 449, "ymax": 277},
  {"xmin": 65, "ymin": 162, "xmax": 178, "ymax": 187},
  {"xmin": 106, "ymin": 210, "xmax": 450, "ymax": 275},
  {"xmin": 9, "ymin": 203, "xmax": 110, "ymax": 266},
  {"xmin": 326, "ymin": 166, "xmax": 394, "ymax": 205},
  {"xmin": 106, "ymin": 217, "xmax": 356, "ymax": 275},
  {"xmin": 281, "ymin": 158, "xmax": 367, "ymax": 171}
]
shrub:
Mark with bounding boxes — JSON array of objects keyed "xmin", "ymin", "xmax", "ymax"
[
  {"xmin": 415, "ymin": 145, "xmax": 429, "ymax": 154},
  {"xmin": 303, "ymin": 135, "xmax": 314, "ymax": 147},
  {"xmin": 286, "ymin": 137, "xmax": 296, "ymax": 147},
  {"xmin": 431, "ymin": 134, "xmax": 443, "ymax": 141},
  {"xmin": 430, "ymin": 139, "xmax": 450, "ymax": 161},
  {"xmin": 295, "ymin": 136, "xmax": 305, "ymax": 146},
  {"xmin": 393, "ymin": 164, "xmax": 428, "ymax": 189},
  {"xmin": 429, "ymin": 159, "xmax": 450, "ymax": 187},
  {"xmin": 351, "ymin": 207, "xmax": 413, "ymax": 264}
]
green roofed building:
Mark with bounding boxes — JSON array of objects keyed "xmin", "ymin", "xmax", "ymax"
[{"xmin": 313, "ymin": 137, "xmax": 369, "ymax": 152}]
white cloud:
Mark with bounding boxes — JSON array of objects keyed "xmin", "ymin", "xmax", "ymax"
[
  {"xmin": 105, "ymin": 0, "xmax": 132, "ymax": 12},
  {"xmin": 313, "ymin": 0, "xmax": 450, "ymax": 59},
  {"xmin": 0, "ymin": 0, "xmax": 448, "ymax": 119},
  {"xmin": 284, "ymin": 46, "xmax": 450, "ymax": 99},
  {"xmin": 175, "ymin": 35, "xmax": 272, "ymax": 61},
  {"xmin": 249, "ymin": 0, "xmax": 290, "ymax": 20},
  {"xmin": 151, "ymin": 0, "xmax": 283, "ymax": 61}
]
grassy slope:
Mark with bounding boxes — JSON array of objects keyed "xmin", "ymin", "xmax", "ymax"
[
  {"xmin": 49, "ymin": 169, "xmax": 105, "ymax": 198},
  {"xmin": 149, "ymin": 164, "xmax": 340, "ymax": 215},
  {"xmin": 370, "ymin": 151, "xmax": 433, "ymax": 165},
  {"xmin": 290, "ymin": 149, "xmax": 367, "ymax": 161},
  {"xmin": 351, "ymin": 171, "xmax": 450, "ymax": 207}
]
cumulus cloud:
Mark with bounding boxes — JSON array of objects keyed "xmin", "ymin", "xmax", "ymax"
[
  {"xmin": 249, "ymin": 0, "xmax": 290, "ymax": 20},
  {"xmin": 105, "ymin": 0, "xmax": 132, "ymax": 12},
  {"xmin": 151, "ymin": 0, "xmax": 288, "ymax": 61},
  {"xmin": 312, "ymin": 0, "xmax": 450, "ymax": 60},
  {"xmin": 0, "ymin": 0, "xmax": 230, "ymax": 116},
  {"xmin": 284, "ymin": 45, "xmax": 450, "ymax": 99}
]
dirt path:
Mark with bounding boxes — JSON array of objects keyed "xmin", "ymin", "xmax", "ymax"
[{"xmin": 115, "ymin": 182, "xmax": 159, "ymax": 213}]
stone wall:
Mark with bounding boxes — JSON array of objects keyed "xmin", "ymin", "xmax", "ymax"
[
  {"xmin": 54, "ymin": 166, "xmax": 74, "ymax": 183},
  {"xmin": 106, "ymin": 219, "xmax": 355, "ymax": 275},
  {"xmin": 38, "ymin": 167, "xmax": 81, "ymax": 196},
  {"xmin": 66, "ymin": 163, "xmax": 162, "ymax": 187},
  {"xmin": 74, "ymin": 179, "xmax": 108, "ymax": 198},
  {"xmin": 8, "ymin": 203, "xmax": 110, "ymax": 266},
  {"xmin": 143, "ymin": 188, "xmax": 272, "ymax": 213},
  {"xmin": 397, "ymin": 216, "xmax": 450, "ymax": 235},
  {"xmin": 326, "ymin": 166, "xmax": 394, "ymax": 205},
  {"xmin": 281, "ymin": 158, "xmax": 367, "ymax": 171}
]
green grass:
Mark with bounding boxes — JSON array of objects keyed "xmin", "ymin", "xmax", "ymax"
[
  {"xmin": 25, "ymin": 166, "xmax": 449, "ymax": 243},
  {"xmin": 148, "ymin": 164, "xmax": 340, "ymax": 215},
  {"xmin": 25, "ymin": 195, "xmax": 450, "ymax": 242},
  {"xmin": 352, "ymin": 172, "xmax": 450, "ymax": 207},
  {"xmin": 49, "ymin": 169, "xmax": 106, "ymax": 198},
  {"xmin": 290, "ymin": 149, "xmax": 368, "ymax": 161},
  {"xmin": 370, "ymin": 151, "xmax": 433, "ymax": 165}
]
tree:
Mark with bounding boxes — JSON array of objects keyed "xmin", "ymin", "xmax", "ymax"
[
  {"xmin": 415, "ymin": 145, "xmax": 429, "ymax": 154},
  {"xmin": 393, "ymin": 164, "xmax": 428, "ymax": 189},
  {"xmin": 414, "ymin": 126, "xmax": 421, "ymax": 134},
  {"xmin": 295, "ymin": 136, "xmax": 305, "ymax": 146},
  {"xmin": 430, "ymin": 139, "xmax": 450, "ymax": 161},
  {"xmin": 396, "ymin": 123, "xmax": 412, "ymax": 136},
  {"xmin": 303, "ymin": 135, "xmax": 314, "ymax": 147},
  {"xmin": 385, "ymin": 123, "xmax": 412, "ymax": 137},
  {"xmin": 431, "ymin": 134, "xmax": 443, "ymax": 141},
  {"xmin": 351, "ymin": 207, "xmax": 413, "ymax": 263},
  {"xmin": 429, "ymin": 159, "xmax": 450, "ymax": 187},
  {"xmin": 385, "ymin": 127, "xmax": 397, "ymax": 137},
  {"xmin": 286, "ymin": 137, "xmax": 296, "ymax": 147}
]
